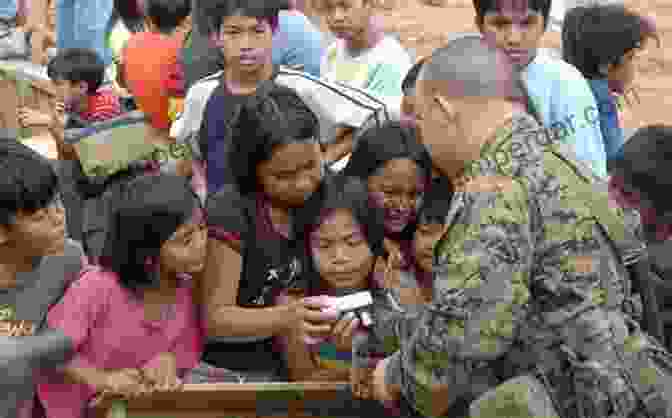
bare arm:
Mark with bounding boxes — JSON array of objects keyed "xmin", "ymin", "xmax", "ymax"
[
  {"xmin": 27, "ymin": 0, "xmax": 49, "ymax": 65},
  {"xmin": 201, "ymin": 239, "xmax": 297, "ymax": 338},
  {"xmin": 280, "ymin": 293, "xmax": 321, "ymax": 381},
  {"xmin": 46, "ymin": 102, "xmax": 79, "ymax": 162},
  {"xmin": 63, "ymin": 366, "xmax": 111, "ymax": 390},
  {"xmin": 323, "ymin": 127, "xmax": 355, "ymax": 165}
]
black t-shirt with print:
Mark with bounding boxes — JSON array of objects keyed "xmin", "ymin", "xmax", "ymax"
[{"xmin": 204, "ymin": 185, "xmax": 304, "ymax": 373}]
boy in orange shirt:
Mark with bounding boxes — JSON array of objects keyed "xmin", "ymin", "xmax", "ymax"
[{"xmin": 121, "ymin": 0, "xmax": 190, "ymax": 137}]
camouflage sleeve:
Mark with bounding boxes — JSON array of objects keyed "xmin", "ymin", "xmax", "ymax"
[
  {"xmin": 351, "ymin": 291, "xmax": 412, "ymax": 368},
  {"xmin": 387, "ymin": 178, "xmax": 535, "ymax": 415},
  {"xmin": 385, "ymin": 114, "xmax": 545, "ymax": 416}
]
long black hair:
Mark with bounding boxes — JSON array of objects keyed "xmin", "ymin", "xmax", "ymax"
[
  {"xmin": 109, "ymin": 0, "xmax": 145, "ymax": 34},
  {"xmin": 100, "ymin": 174, "xmax": 200, "ymax": 293},
  {"xmin": 416, "ymin": 176, "xmax": 452, "ymax": 226},
  {"xmin": 343, "ymin": 121, "xmax": 433, "ymax": 240},
  {"xmin": 343, "ymin": 121, "xmax": 432, "ymax": 185},
  {"xmin": 294, "ymin": 174, "xmax": 386, "ymax": 295},
  {"xmin": 610, "ymin": 125, "xmax": 672, "ymax": 217},
  {"xmin": 227, "ymin": 84, "xmax": 320, "ymax": 196},
  {"xmin": 0, "ymin": 140, "xmax": 59, "ymax": 226}
]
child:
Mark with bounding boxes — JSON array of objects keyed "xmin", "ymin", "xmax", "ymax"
[
  {"xmin": 173, "ymin": 0, "xmax": 387, "ymax": 197},
  {"xmin": 183, "ymin": 0, "xmax": 325, "ymax": 90},
  {"xmin": 317, "ymin": 0, "xmax": 412, "ymax": 164},
  {"xmin": 342, "ymin": 121, "xmax": 433, "ymax": 267},
  {"xmin": 562, "ymin": 4, "xmax": 658, "ymax": 167},
  {"xmin": 122, "ymin": 0, "xmax": 191, "ymax": 136},
  {"xmin": 0, "ymin": 140, "xmax": 84, "ymax": 418},
  {"xmin": 281, "ymin": 174, "xmax": 402, "ymax": 416},
  {"xmin": 37, "ymin": 174, "xmax": 206, "ymax": 418},
  {"xmin": 609, "ymin": 125, "xmax": 672, "ymax": 244},
  {"xmin": 388, "ymin": 176, "xmax": 452, "ymax": 309},
  {"xmin": 188, "ymin": 84, "xmax": 331, "ymax": 384},
  {"xmin": 18, "ymin": 48, "xmax": 122, "ymax": 140},
  {"xmin": 608, "ymin": 125, "xmax": 672, "ymax": 343},
  {"xmin": 473, "ymin": 0, "xmax": 609, "ymax": 178},
  {"xmin": 17, "ymin": 48, "xmax": 124, "ymax": 258},
  {"xmin": 105, "ymin": 0, "xmax": 146, "ymax": 112}
]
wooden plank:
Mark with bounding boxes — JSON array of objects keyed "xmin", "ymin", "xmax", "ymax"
[{"xmin": 93, "ymin": 382, "xmax": 350, "ymax": 418}]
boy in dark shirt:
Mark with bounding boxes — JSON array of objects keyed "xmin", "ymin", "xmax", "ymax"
[{"xmin": 0, "ymin": 139, "xmax": 84, "ymax": 418}]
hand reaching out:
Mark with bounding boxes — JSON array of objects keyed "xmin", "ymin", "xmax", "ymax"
[
  {"xmin": 141, "ymin": 352, "xmax": 183, "ymax": 393},
  {"xmin": 330, "ymin": 312, "xmax": 360, "ymax": 352},
  {"xmin": 351, "ymin": 364, "xmax": 374, "ymax": 399},
  {"xmin": 292, "ymin": 296, "xmax": 340, "ymax": 344},
  {"xmin": 17, "ymin": 107, "xmax": 51, "ymax": 127},
  {"xmin": 102, "ymin": 369, "xmax": 147, "ymax": 398},
  {"xmin": 48, "ymin": 100, "xmax": 66, "ymax": 130}
]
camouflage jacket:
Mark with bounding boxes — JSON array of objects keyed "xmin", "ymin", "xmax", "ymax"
[{"xmin": 382, "ymin": 112, "xmax": 671, "ymax": 418}]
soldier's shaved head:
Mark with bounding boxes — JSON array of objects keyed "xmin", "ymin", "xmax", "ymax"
[
  {"xmin": 412, "ymin": 34, "xmax": 529, "ymax": 180},
  {"xmin": 417, "ymin": 33, "xmax": 525, "ymax": 101}
]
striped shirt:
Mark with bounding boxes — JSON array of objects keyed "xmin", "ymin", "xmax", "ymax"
[{"xmin": 77, "ymin": 86, "xmax": 122, "ymax": 123}]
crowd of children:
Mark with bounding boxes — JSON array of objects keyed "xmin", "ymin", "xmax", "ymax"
[{"xmin": 2, "ymin": 0, "xmax": 672, "ymax": 417}]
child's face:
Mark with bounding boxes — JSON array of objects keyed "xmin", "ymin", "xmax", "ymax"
[
  {"xmin": 0, "ymin": 195, "xmax": 66, "ymax": 257},
  {"xmin": 477, "ymin": 6, "xmax": 545, "ymax": 67},
  {"xmin": 216, "ymin": 15, "xmax": 274, "ymax": 73},
  {"xmin": 368, "ymin": 158, "xmax": 426, "ymax": 234},
  {"xmin": 53, "ymin": 79, "xmax": 87, "ymax": 109},
  {"xmin": 413, "ymin": 221, "xmax": 444, "ymax": 273},
  {"xmin": 256, "ymin": 141, "xmax": 322, "ymax": 208},
  {"xmin": 320, "ymin": 0, "xmax": 373, "ymax": 41},
  {"xmin": 607, "ymin": 45, "xmax": 645, "ymax": 90},
  {"xmin": 310, "ymin": 209, "xmax": 374, "ymax": 290},
  {"xmin": 159, "ymin": 206, "xmax": 207, "ymax": 275}
]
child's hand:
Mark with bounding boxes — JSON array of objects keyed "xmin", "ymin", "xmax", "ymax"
[
  {"xmin": 47, "ymin": 100, "xmax": 66, "ymax": 138},
  {"xmin": 141, "ymin": 353, "xmax": 182, "ymax": 392},
  {"xmin": 292, "ymin": 296, "xmax": 340, "ymax": 344},
  {"xmin": 49, "ymin": 101, "xmax": 66, "ymax": 125},
  {"xmin": 383, "ymin": 238, "xmax": 404, "ymax": 270},
  {"xmin": 331, "ymin": 312, "xmax": 359, "ymax": 352},
  {"xmin": 351, "ymin": 365, "xmax": 373, "ymax": 399},
  {"xmin": 17, "ymin": 107, "xmax": 51, "ymax": 127},
  {"xmin": 102, "ymin": 369, "xmax": 146, "ymax": 398}
]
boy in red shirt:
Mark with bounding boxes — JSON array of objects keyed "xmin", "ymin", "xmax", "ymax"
[{"xmin": 19, "ymin": 48, "xmax": 123, "ymax": 149}]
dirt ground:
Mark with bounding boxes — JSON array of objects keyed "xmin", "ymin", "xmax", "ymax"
[{"xmin": 375, "ymin": 0, "xmax": 672, "ymax": 133}]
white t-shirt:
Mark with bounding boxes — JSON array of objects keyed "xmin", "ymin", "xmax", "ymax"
[
  {"xmin": 171, "ymin": 67, "xmax": 390, "ymax": 188},
  {"xmin": 321, "ymin": 35, "xmax": 412, "ymax": 121}
]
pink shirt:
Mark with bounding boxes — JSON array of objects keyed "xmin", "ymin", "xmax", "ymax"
[{"xmin": 37, "ymin": 267, "xmax": 203, "ymax": 418}]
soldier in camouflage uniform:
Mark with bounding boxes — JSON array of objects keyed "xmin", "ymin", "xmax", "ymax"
[{"xmin": 363, "ymin": 35, "xmax": 672, "ymax": 418}]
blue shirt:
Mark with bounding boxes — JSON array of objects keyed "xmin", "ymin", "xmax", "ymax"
[
  {"xmin": 588, "ymin": 78, "xmax": 625, "ymax": 163},
  {"xmin": 0, "ymin": 0, "xmax": 16, "ymax": 19},
  {"xmin": 273, "ymin": 10, "xmax": 324, "ymax": 77},
  {"xmin": 523, "ymin": 50, "xmax": 608, "ymax": 178}
]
